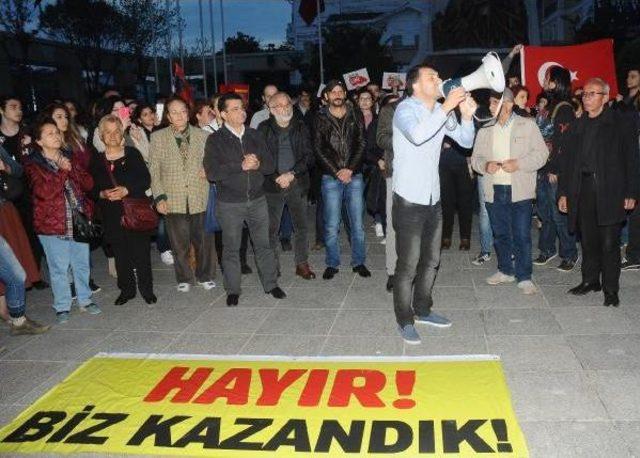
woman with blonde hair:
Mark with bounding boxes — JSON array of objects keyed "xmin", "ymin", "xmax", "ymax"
[{"xmin": 89, "ymin": 115, "xmax": 156, "ymax": 305}]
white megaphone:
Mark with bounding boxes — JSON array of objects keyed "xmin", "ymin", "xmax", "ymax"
[{"xmin": 438, "ymin": 52, "xmax": 505, "ymax": 98}]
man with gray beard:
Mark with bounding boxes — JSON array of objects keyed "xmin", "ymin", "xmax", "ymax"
[{"xmin": 258, "ymin": 92, "xmax": 316, "ymax": 279}]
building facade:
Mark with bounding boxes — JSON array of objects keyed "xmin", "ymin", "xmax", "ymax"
[{"xmin": 539, "ymin": 0, "xmax": 595, "ymax": 43}]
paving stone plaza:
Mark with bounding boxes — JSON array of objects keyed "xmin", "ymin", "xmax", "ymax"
[{"xmin": 1, "ymin": 216, "xmax": 640, "ymax": 457}]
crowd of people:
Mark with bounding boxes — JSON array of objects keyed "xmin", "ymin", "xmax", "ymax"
[{"xmin": 0, "ymin": 44, "xmax": 638, "ymax": 344}]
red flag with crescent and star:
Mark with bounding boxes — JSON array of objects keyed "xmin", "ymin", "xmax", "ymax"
[{"xmin": 521, "ymin": 39, "xmax": 618, "ymax": 106}]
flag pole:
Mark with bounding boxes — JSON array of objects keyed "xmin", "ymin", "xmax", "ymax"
[
  {"xmin": 198, "ymin": 0, "xmax": 208, "ymax": 98},
  {"xmin": 220, "ymin": 0, "xmax": 228, "ymax": 85},
  {"xmin": 165, "ymin": 0, "xmax": 173, "ymax": 93},
  {"xmin": 208, "ymin": 0, "xmax": 218, "ymax": 92},
  {"xmin": 316, "ymin": 0, "xmax": 324, "ymax": 84},
  {"xmin": 176, "ymin": 0, "xmax": 184, "ymax": 68}
]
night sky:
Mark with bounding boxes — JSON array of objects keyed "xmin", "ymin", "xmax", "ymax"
[{"xmin": 178, "ymin": 0, "xmax": 291, "ymax": 50}]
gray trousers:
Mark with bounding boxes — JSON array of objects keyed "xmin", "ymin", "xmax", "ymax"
[
  {"xmin": 265, "ymin": 181, "xmax": 310, "ymax": 270},
  {"xmin": 165, "ymin": 212, "xmax": 216, "ymax": 284},
  {"xmin": 217, "ymin": 196, "xmax": 278, "ymax": 295},
  {"xmin": 392, "ymin": 193, "xmax": 442, "ymax": 327},
  {"xmin": 385, "ymin": 177, "xmax": 397, "ymax": 276}
]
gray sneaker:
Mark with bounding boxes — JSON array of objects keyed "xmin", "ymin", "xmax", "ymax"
[
  {"xmin": 398, "ymin": 324, "xmax": 421, "ymax": 345},
  {"xmin": 472, "ymin": 253, "xmax": 491, "ymax": 266},
  {"xmin": 56, "ymin": 311, "xmax": 70, "ymax": 324},
  {"xmin": 415, "ymin": 312, "xmax": 452, "ymax": 328},
  {"xmin": 10, "ymin": 317, "xmax": 51, "ymax": 336},
  {"xmin": 80, "ymin": 303, "xmax": 102, "ymax": 315}
]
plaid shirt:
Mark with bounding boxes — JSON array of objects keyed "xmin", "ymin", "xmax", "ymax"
[
  {"xmin": 149, "ymin": 126, "xmax": 210, "ymax": 214},
  {"xmin": 45, "ymin": 158, "xmax": 77, "ymax": 239}
]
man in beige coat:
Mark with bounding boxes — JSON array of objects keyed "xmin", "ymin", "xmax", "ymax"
[
  {"xmin": 471, "ymin": 88, "xmax": 548, "ymax": 295},
  {"xmin": 150, "ymin": 96, "xmax": 216, "ymax": 293}
]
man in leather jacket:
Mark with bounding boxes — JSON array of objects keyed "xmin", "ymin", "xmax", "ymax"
[
  {"xmin": 258, "ymin": 92, "xmax": 316, "ymax": 280},
  {"xmin": 314, "ymin": 80, "xmax": 370, "ymax": 280}
]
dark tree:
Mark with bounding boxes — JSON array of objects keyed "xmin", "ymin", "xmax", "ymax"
[
  {"xmin": 39, "ymin": 0, "xmax": 124, "ymax": 95},
  {"xmin": 432, "ymin": 0, "xmax": 528, "ymax": 49},
  {"xmin": 223, "ymin": 32, "xmax": 261, "ymax": 54},
  {"xmin": 0, "ymin": 0, "xmax": 40, "ymax": 107},
  {"xmin": 116, "ymin": 0, "xmax": 176, "ymax": 97},
  {"xmin": 302, "ymin": 24, "xmax": 394, "ymax": 85}
]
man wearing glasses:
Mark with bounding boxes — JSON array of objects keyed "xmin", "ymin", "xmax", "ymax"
[
  {"xmin": 558, "ymin": 78, "xmax": 640, "ymax": 307},
  {"xmin": 258, "ymin": 92, "xmax": 316, "ymax": 280}
]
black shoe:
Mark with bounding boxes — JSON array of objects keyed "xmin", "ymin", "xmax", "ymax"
[
  {"xmin": 386, "ymin": 275, "xmax": 394, "ymax": 292},
  {"xmin": 323, "ymin": 267, "xmax": 339, "ymax": 280},
  {"xmin": 603, "ymin": 292, "xmax": 620, "ymax": 307},
  {"xmin": 32, "ymin": 280, "xmax": 49, "ymax": 290},
  {"xmin": 89, "ymin": 279, "xmax": 101, "ymax": 293},
  {"xmin": 568, "ymin": 282, "xmax": 602, "ymax": 295},
  {"xmin": 621, "ymin": 260, "xmax": 640, "ymax": 271},
  {"xmin": 281, "ymin": 239, "xmax": 292, "ymax": 252},
  {"xmin": 353, "ymin": 265, "xmax": 371, "ymax": 278},
  {"xmin": 115, "ymin": 293, "xmax": 135, "ymax": 306},
  {"xmin": 268, "ymin": 287, "xmax": 286, "ymax": 299},
  {"xmin": 557, "ymin": 259, "xmax": 577, "ymax": 272},
  {"xmin": 533, "ymin": 253, "xmax": 558, "ymax": 266},
  {"xmin": 226, "ymin": 294, "xmax": 239, "ymax": 306},
  {"xmin": 241, "ymin": 264, "xmax": 253, "ymax": 275},
  {"xmin": 143, "ymin": 294, "xmax": 158, "ymax": 304}
]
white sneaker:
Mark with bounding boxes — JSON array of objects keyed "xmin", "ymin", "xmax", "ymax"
[
  {"xmin": 486, "ymin": 271, "xmax": 516, "ymax": 285},
  {"xmin": 380, "ymin": 237, "xmax": 386, "ymax": 245},
  {"xmin": 517, "ymin": 280, "xmax": 538, "ymax": 295},
  {"xmin": 177, "ymin": 282, "xmax": 190, "ymax": 293},
  {"xmin": 160, "ymin": 250, "xmax": 174, "ymax": 266},
  {"xmin": 374, "ymin": 222, "xmax": 384, "ymax": 238},
  {"xmin": 198, "ymin": 281, "xmax": 217, "ymax": 290}
]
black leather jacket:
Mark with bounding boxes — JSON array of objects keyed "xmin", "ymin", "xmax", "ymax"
[
  {"xmin": 258, "ymin": 116, "xmax": 312, "ymax": 193},
  {"xmin": 313, "ymin": 106, "xmax": 365, "ymax": 177}
]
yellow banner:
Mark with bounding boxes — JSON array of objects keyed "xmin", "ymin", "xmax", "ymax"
[{"xmin": 0, "ymin": 354, "xmax": 528, "ymax": 457}]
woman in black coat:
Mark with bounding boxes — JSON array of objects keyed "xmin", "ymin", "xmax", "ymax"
[{"xmin": 89, "ymin": 114, "xmax": 156, "ymax": 305}]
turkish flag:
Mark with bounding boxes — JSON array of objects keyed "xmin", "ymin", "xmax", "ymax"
[
  {"xmin": 299, "ymin": 0, "xmax": 325, "ymax": 26},
  {"xmin": 521, "ymin": 39, "xmax": 618, "ymax": 105}
]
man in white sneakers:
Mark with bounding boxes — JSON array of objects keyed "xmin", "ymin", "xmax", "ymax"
[{"xmin": 471, "ymin": 88, "xmax": 548, "ymax": 295}]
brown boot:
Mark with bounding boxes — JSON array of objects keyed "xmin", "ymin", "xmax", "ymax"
[
  {"xmin": 459, "ymin": 239, "xmax": 471, "ymax": 251},
  {"xmin": 296, "ymin": 262, "xmax": 317, "ymax": 280},
  {"xmin": 441, "ymin": 238, "xmax": 452, "ymax": 250}
]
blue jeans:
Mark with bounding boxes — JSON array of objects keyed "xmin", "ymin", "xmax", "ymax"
[
  {"xmin": 477, "ymin": 175, "xmax": 493, "ymax": 255},
  {"xmin": 536, "ymin": 174, "xmax": 578, "ymax": 260},
  {"xmin": 321, "ymin": 174, "xmax": 366, "ymax": 268},
  {"xmin": 0, "ymin": 236, "xmax": 27, "ymax": 318},
  {"xmin": 279, "ymin": 205, "xmax": 293, "ymax": 241},
  {"xmin": 156, "ymin": 216, "xmax": 171, "ymax": 254},
  {"xmin": 38, "ymin": 235, "xmax": 92, "ymax": 312},
  {"xmin": 486, "ymin": 185, "xmax": 533, "ymax": 282}
]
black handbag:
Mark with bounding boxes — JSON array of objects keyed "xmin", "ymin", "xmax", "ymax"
[
  {"xmin": 64, "ymin": 186, "xmax": 102, "ymax": 244},
  {"xmin": 0, "ymin": 171, "xmax": 23, "ymax": 202},
  {"xmin": 71, "ymin": 208, "xmax": 101, "ymax": 244}
]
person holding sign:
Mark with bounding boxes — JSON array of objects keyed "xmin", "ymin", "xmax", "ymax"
[{"xmin": 392, "ymin": 64, "xmax": 477, "ymax": 344}]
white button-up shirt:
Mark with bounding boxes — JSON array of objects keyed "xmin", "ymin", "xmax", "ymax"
[{"xmin": 392, "ymin": 96, "xmax": 475, "ymax": 205}]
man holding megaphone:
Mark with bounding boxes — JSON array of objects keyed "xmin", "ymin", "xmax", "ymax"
[{"xmin": 391, "ymin": 64, "xmax": 478, "ymax": 345}]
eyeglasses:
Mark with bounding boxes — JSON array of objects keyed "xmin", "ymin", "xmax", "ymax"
[
  {"xmin": 581, "ymin": 91, "xmax": 606, "ymax": 99},
  {"xmin": 269, "ymin": 103, "xmax": 291, "ymax": 109}
]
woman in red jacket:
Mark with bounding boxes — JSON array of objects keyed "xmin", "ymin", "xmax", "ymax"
[{"xmin": 24, "ymin": 119, "xmax": 102, "ymax": 324}]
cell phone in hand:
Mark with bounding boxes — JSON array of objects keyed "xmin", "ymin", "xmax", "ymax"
[{"xmin": 117, "ymin": 106, "xmax": 131, "ymax": 121}]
